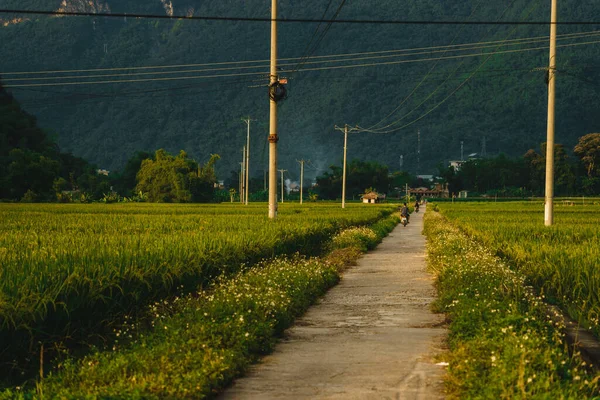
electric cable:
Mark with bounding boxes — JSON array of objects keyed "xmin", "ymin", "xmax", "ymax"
[
  {"xmin": 5, "ymin": 39, "xmax": 600, "ymax": 89},
  {"xmin": 1, "ymin": 8, "xmax": 600, "ymax": 25},
  {"xmin": 357, "ymin": 0, "xmax": 548, "ymax": 133},
  {"xmin": 3, "ymin": 29, "xmax": 598, "ymax": 78},
  {"xmin": 287, "ymin": 0, "xmax": 335, "ymax": 74},
  {"xmin": 360, "ymin": 0, "xmax": 533, "ymax": 133},
  {"xmin": 289, "ymin": 0, "xmax": 348, "ymax": 75},
  {"xmin": 363, "ymin": 0, "xmax": 487, "ymax": 131}
]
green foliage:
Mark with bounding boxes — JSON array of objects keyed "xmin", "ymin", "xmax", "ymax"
[
  {"xmin": 438, "ymin": 202, "xmax": 600, "ymax": 341},
  {"xmin": 135, "ymin": 149, "xmax": 219, "ymax": 203},
  {"xmin": 0, "ymin": 82, "xmax": 111, "ymax": 201},
  {"xmin": 111, "ymin": 150, "xmax": 154, "ymax": 197},
  {"xmin": 0, "ymin": 202, "xmax": 395, "ymax": 383},
  {"xmin": 574, "ymin": 133, "xmax": 600, "ymax": 178},
  {"xmin": 5, "ymin": 1, "xmax": 600, "ymax": 178},
  {"xmin": 424, "ymin": 211, "xmax": 599, "ymax": 398},
  {"xmin": 316, "ymin": 159, "xmax": 390, "ymax": 200},
  {"xmin": 438, "ymin": 137, "xmax": 599, "ymax": 197},
  {"xmin": 330, "ymin": 226, "xmax": 379, "ymax": 252}
]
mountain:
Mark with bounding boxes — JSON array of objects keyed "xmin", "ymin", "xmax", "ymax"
[{"xmin": 1, "ymin": 0, "xmax": 599, "ymax": 180}]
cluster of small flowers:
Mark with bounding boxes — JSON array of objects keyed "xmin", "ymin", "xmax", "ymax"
[{"xmin": 424, "ymin": 212, "xmax": 599, "ymax": 397}]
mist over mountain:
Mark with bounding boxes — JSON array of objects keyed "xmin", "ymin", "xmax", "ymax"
[{"xmin": 1, "ymin": 0, "xmax": 599, "ymax": 180}]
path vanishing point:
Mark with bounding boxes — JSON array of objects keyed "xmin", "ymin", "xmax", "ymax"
[{"xmin": 221, "ymin": 206, "xmax": 447, "ymax": 399}]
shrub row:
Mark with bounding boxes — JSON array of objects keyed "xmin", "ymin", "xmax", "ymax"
[
  {"xmin": 424, "ymin": 211, "xmax": 599, "ymax": 398},
  {"xmin": 2, "ymin": 211, "xmax": 400, "ymax": 398},
  {"xmin": 0, "ymin": 203, "xmax": 394, "ymax": 382}
]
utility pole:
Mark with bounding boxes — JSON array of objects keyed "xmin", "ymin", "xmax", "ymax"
[
  {"xmin": 241, "ymin": 146, "xmax": 246, "ymax": 203},
  {"xmin": 334, "ymin": 124, "xmax": 359, "ymax": 209},
  {"xmin": 405, "ymin": 183, "xmax": 410, "ymax": 204},
  {"xmin": 242, "ymin": 117, "xmax": 255, "ymax": 205},
  {"xmin": 545, "ymin": 0, "xmax": 558, "ymax": 226},
  {"xmin": 268, "ymin": 0, "xmax": 279, "ymax": 219},
  {"xmin": 461, "ymin": 141, "xmax": 464, "ymax": 161},
  {"xmin": 278, "ymin": 169, "xmax": 287, "ymax": 203},
  {"xmin": 297, "ymin": 159, "xmax": 306, "ymax": 204}
]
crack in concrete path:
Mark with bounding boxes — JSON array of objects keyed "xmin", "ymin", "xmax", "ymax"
[{"xmin": 220, "ymin": 206, "xmax": 447, "ymax": 399}]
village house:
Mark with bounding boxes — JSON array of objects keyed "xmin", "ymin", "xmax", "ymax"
[{"xmin": 361, "ymin": 191, "xmax": 386, "ymax": 204}]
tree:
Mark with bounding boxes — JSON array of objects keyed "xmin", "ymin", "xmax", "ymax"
[
  {"xmin": 0, "ymin": 80, "xmax": 110, "ymax": 201},
  {"xmin": 315, "ymin": 160, "xmax": 389, "ymax": 200},
  {"xmin": 135, "ymin": 149, "xmax": 220, "ymax": 202},
  {"xmin": 574, "ymin": 133, "xmax": 600, "ymax": 194},
  {"xmin": 193, "ymin": 154, "xmax": 221, "ymax": 203},
  {"xmin": 523, "ymin": 143, "xmax": 575, "ymax": 196},
  {"xmin": 112, "ymin": 151, "xmax": 154, "ymax": 197},
  {"xmin": 574, "ymin": 133, "xmax": 600, "ymax": 178}
]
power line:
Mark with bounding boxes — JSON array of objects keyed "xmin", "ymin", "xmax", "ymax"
[
  {"xmin": 12, "ymin": 67, "xmax": 556, "ymax": 110},
  {"xmin": 363, "ymin": 0, "xmax": 488, "ymax": 131},
  {"xmin": 4, "ymin": 29, "xmax": 599, "ymax": 78},
  {"xmin": 362, "ymin": 0, "xmax": 531, "ymax": 133},
  {"xmin": 5, "ymin": 39, "xmax": 600, "ymax": 89},
  {"xmin": 288, "ymin": 0, "xmax": 335, "ymax": 74},
  {"xmin": 357, "ymin": 0, "xmax": 544, "ymax": 134},
  {"xmin": 6, "ymin": 32, "xmax": 600, "ymax": 84},
  {"xmin": 290, "ymin": 0, "xmax": 348, "ymax": 75},
  {"xmin": 1, "ymin": 9, "xmax": 600, "ymax": 25},
  {"xmin": 285, "ymin": 39, "xmax": 600, "ymax": 74}
]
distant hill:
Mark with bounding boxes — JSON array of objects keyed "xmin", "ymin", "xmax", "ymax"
[{"xmin": 1, "ymin": 0, "xmax": 599, "ymax": 180}]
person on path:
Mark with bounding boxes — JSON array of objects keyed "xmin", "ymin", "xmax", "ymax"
[{"xmin": 400, "ymin": 202, "xmax": 410, "ymax": 223}]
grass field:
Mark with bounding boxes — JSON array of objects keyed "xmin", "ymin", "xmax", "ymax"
[
  {"xmin": 436, "ymin": 202, "xmax": 600, "ymax": 339},
  {"xmin": 424, "ymin": 211, "xmax": 599, "ymax": 398},
  {"xmin": 0, "ymin": 202, "xmax": 397, "ymax": 383}
]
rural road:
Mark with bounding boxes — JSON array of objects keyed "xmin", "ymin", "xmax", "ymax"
[{"xmin": 220, "ymin": 206, "xmax": 447, "ymax": 399}]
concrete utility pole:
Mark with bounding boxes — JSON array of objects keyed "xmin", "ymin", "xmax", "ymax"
[
  {"xmin": 545, "ymin": 0, "xmax": 558, "ymax": 226},
  {"xmin": 334, "ymin": 124, "xmax": 359, "ymax": 209},
  {"xmin": 239, "ymin": 161, "xmax": 244, "ymax": 203},
  {"xmin": 297, "ymin": 159, "xmax": 306, "ymax": 204},
  {"xmin": 242, "ymin": 117, "xmax": 255, "ymax": 205},
  {"xmin": 278, "ymin": 169, "xmax": 287, "ymax": 203},
  {"xmin": 241, "ymin": 146, "xmax": 246, "ymax": 203},
  {"xmin": 268, "ymin": 0, "xmax": 279, "ymax": 219}
]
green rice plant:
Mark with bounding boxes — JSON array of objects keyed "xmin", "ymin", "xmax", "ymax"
[
  {"xmin": 329, "ymin": 226, "xmax": 379, "ymax": 252},
  {"xmin": 0, "ymin": 207, "xmax": 401, "ymax": 398},
  {"xmin": 0, "ymin": 202, "xmax": 396, "ymax": 383},
  {"xmin": 436, "ymin": 202, "xmax": 600, "ymax": 340},
  {"xmin": 424, "ymin": 211, "xmax": 599, "ymax": 399}
]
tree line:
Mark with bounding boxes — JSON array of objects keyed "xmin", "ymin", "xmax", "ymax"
[
  {"xmin": 0, "ymin": 82, "xmax": 220, "ymax": 203},
  {"xmin": 439, "ymin": 134, "xmax": 600, "ymax": 197},
  {"xmin": 2, "ymin": 79, "xmax": 599, "ymax": 203}
]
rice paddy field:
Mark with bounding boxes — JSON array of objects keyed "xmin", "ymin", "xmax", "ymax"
[
  {"xmin": 436, "ymin": 201, "xmax": 600, "ymax": 340},
  {"xmin": 0, "ymin": 202, "xmax": 396, "ymax": 383}
]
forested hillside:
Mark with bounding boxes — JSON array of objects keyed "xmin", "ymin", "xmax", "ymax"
[{"xmin": 1, "ymin": 0, "xmax": 599, "ymax": 179}]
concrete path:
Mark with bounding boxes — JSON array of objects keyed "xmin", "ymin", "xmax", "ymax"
[{"xmin": 221, "ymin": 206, "xmax": 447, "ymax": 399}]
